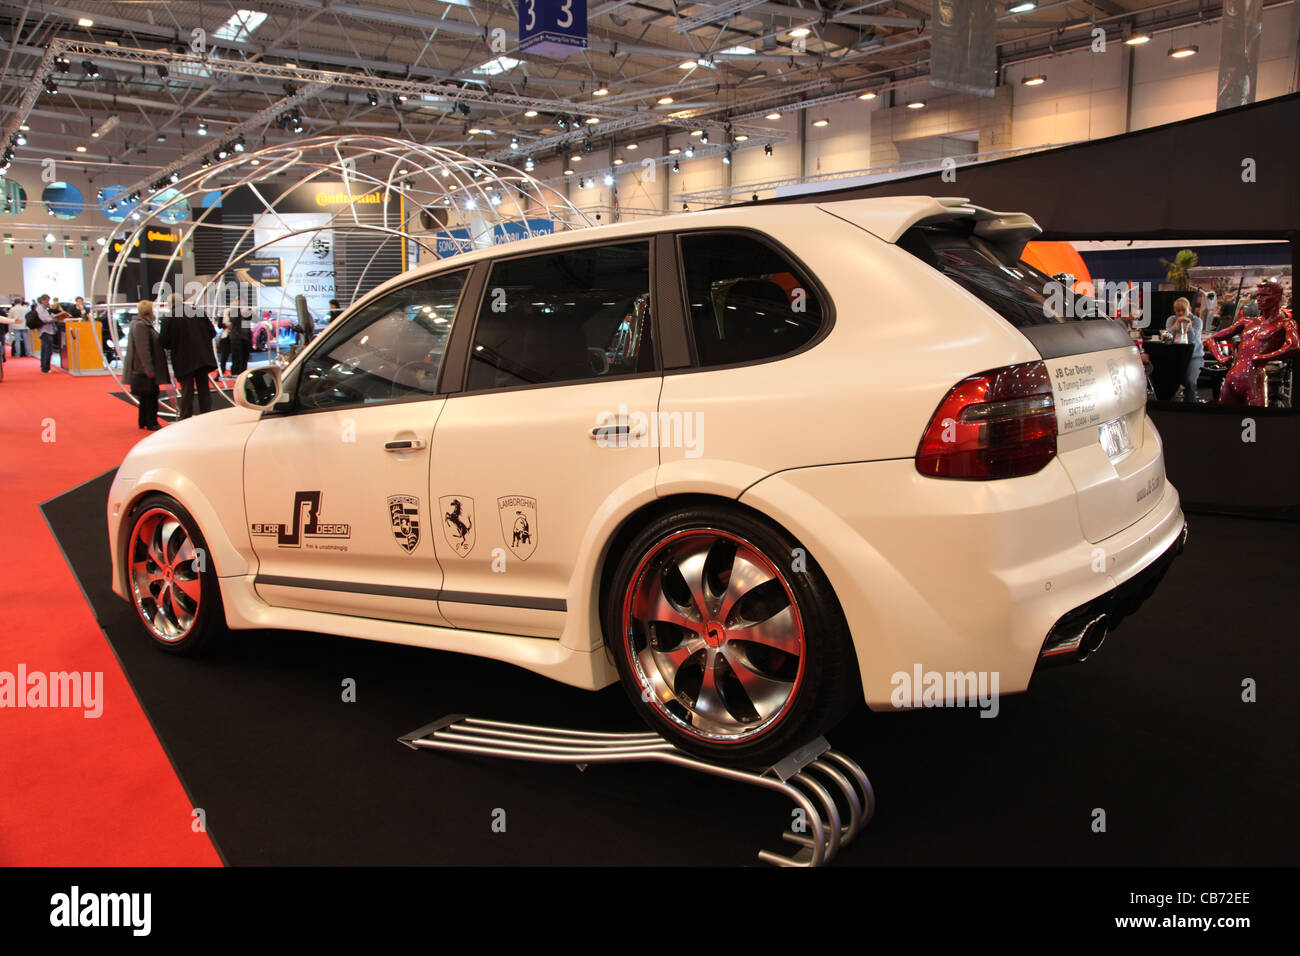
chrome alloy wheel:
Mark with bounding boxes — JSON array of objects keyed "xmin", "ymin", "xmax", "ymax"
[
  {"xmin": 128, "ymin": 507, "xmax": 202, "ymax": 642},
  {"xmin": 623, "ymin": 529, "xmax": 806, "ymax": 742}
]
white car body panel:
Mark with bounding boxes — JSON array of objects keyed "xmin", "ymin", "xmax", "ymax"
[{"xmin": 106, "ymin": 195, "xmax": 1186, "ymax": 705}]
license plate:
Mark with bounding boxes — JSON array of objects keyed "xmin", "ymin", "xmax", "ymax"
[{"xmin": 1098, "ymin": 417, "xmax": 1132, "ymax": 459}]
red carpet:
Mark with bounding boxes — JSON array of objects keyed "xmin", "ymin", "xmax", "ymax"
[{"xmin": 0, "ymin": 356, "xmax": 221, "ymax": 865}]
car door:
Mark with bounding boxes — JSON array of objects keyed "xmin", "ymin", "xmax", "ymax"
[
  {"xmin": 244, "ymin": 268, "xmax": 470, "ymax": 625},
  {"xmin": 428, "ymin": 238, "xmax": 662, "ymax": 639}
]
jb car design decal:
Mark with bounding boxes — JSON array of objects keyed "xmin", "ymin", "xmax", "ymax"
[
  {"xmin": 251, "ymin": 491, "xmax": 351, "ymax": 550},
  {"xmin": 388, "ymin": 495, "xmax": 421, "ymax": 554},
  {"xmin": 439, "ymin": 495, "xmax": 475, "ymax": 558},
  {"xmin": 498, "ymin": 495, "xmax": 537, "ymax": 561}
]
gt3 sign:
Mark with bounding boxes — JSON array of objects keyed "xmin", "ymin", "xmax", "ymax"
[{"xmin": 519, "ymin": 0, "xmax": 587, "ymax": 59}]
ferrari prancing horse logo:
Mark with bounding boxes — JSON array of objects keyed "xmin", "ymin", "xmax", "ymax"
[
  {"xmin": 498, "ymin": 495, "xmax": 537, "ymax": 561},
  {"xmin": 387, "ymin": 495, "xmax": 421, "ymax": 554},
  {"xmin": 439, "ymin": 495, "xmax": 475, "ymax": 557}
]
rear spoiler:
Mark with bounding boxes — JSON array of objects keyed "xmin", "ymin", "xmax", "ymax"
[{"xmin": 820, "ymin": 196, "xmax": 1043, "ymax": 261}]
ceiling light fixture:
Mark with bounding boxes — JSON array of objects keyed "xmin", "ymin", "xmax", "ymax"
[
  {"xmin": 524, "ymin": 109, "xmax": 539, "ymax": 117},
  {"xmin": 789, "ymin": 27, "xmax": 812, "ymax": 38},
  {"xmin": 679, "ymin": 61, "xmax": 695, "ymax": 70},
  {"xmin": 657, "ymin": 96, "xmax": 674, "ymax": 105},
  {"xmin": 626, "ymin": 143, "xmax": 638, "ymax": 150},
  {"xmin": 1006, "ymin": 1, "xmax": 1036, "ymax": 12},
  {"xmin": 858, "ymin": 91, "xmax": 877, "ymax": 101},
  {"xmin": 1169, "ymin": 44, "xmax": 1199, "ymax": 58},
  {"xmin": 1125, "ymin": 33, "xmax": 1151, "ymax": 46},
  {"xmin": 907, "ymin": 100, "xmax": 926, "ymax": 109},
  {"xmin": 812, "ymin": 117, "xmax": 829, "ymax": 127},
  {"xmin": 593, "ymin": 87, "xmax": 609, "ymax": 97},
  {"xmin": 77, "ymin": 17, "xmax": 94, "ymax": 27},
  {"xmin": 1022, "ymin": 75, "xmax": 1047, "ymax": 86},
  {"xmin": 765, "ymin": 112, "xmax": 781, "ymax": 120},
  {"xmin": 734, "ymin": 134, "xmax": 749, "ymax": 141}
]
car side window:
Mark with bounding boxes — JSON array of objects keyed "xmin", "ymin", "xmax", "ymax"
[
  {"xmin": 467, "ymin": 240, "xmax": 654, "ymax": 391},
  {"xmin": 678, "ymin": 233, "xmax": 824, "ymax": 368},
  {"xmin": 296, "ymin": 270, "xmax": 466, "ymax": 410}
]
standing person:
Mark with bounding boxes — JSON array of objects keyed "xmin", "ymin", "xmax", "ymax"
[
  {"xmin": 1165, "ymin": 296, "xmax": 1204, "ymax": 403},
  {"xmin": 122, "ymin": 301, "xmax": 165, "ymax": 430},
  {"xmin": 33, "ymin": 294, "xmax": 64, "ymax": 373},
  {"xmin": 226, "ymin": 297, "xmax": 254, "ymax": 376},
  {"xmin": 159, "ymin": 294, "xmax": 216, "ymax": 419},
  {"xmin": 328, "ymin": 299, "xmax": 343, "ymax": 323},
  {"xmin": 216, "ymin": 312, "xmax": 231, "ymax": 376},
  {"xmin": 3, "ymin": 297, "xmax": 25, "ymax": 360}
]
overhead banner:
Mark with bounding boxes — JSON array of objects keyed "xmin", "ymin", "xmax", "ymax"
[
  {"xmin": 1217, "ymin": 0, "xmax": 1263, "ymax": 110},
  {"xmin": 519, "ymin": 0, "xmax": 587, "ymax": 59},
  {"xmin": 931, "ymin": 0, "xmax": 998, "ymax": 98}
]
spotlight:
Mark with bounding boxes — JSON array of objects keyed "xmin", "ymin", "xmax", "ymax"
[
  {"xmin": 722, "ymin": 152, "xmax": 731, "ymax": 165},
  {"xmin": 14, "ymin": 132, "xmax": 26, "ymax": 146},
  {"xmin": 510, "ymin": 137, "xmax": 519, "ymax": 150},
  {"xmin": 367, "ymin": 92, "xmax": 378, "ymax": 106},
  {"xmin": 700, "ymin": 132, "xmax": 709, "ymax": 144},
  {"xmin": 216, "ymin": 145, "xmax": 230, "ymax": 160},
  {"xmin": 582, "ymin": 138, "xmax": 593, "ymax": 152},
  {"xmin": 233, "ymin": 135, "xmax": 246, "ymax": 152},
  {"xmin": 44, "ymin": 232, "xmax": 55, "ymax": 243},
  {"xmin": 557, "ymin": 117, "xmax": 569, "ymax": 130},
  {"xmin": 54, "ymin": 56, "xmax": 70, "ymax": 72},
  {"xmin": 764, "ymin": 143, "xmax": 773, "ymax": 156},
  {"xmin": 489, "ymin": 193, "xmax": 502, "ymax": 206},
  {"xmin": 81, "ymin": 61, "xmax": 100, "ymax": 79},
  {"xmin": 96, "ymin": 236, "xmax": 106, "ymax": 245},
  {"xmin": 201, "ymin": 156, "xmax": 211, "ymax": 168},
  {"xmin": 44, "ymin": 77, "xmax": 59, "ymax": 94},
  {"xmin": 684, "ymin": 146, "xmax": 694, "ymax": 158},
  {"xmin": 1168, "ymin": 44, "xmax": 1199, "ymax": 58},
  {"xmin": 524, "ymin": 157, "xmax": 535, "ymax": 171},
  {"xmin": 603, "ymin": 173, "xmax": 614, "ymax": 185},
  {"xmin": 672, "ymin": 159, "xmax": 680, "ymax": 172},
  {"xmin": 682, "ymin": 203, "xmax": 688, "ymax": 211},
  {"xmin": 156, "ymin": 64, "xmax": 169, "ymax": 79},
  {"xmin": 156, "ymin": 132, "xmax": 166, "ymax": 143},
  {"xmin": 106, "ymin": 202, "xmax": 116, "ymax": 212},
  {"xmin": 169, "ymin": 171, "xmax": 180, "ymax": 184},
  {"xmin": 197, "ymin": 121, "xmax": 208, "ymax": 136}
]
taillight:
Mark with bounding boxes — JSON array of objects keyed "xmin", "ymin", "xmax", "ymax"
[{"xmin": 916, "ymin": 362, "xmax": 1058, "ymax": 479}]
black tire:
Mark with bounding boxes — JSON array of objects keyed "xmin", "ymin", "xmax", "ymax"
[
  {"xmin": 605, "ymin": 504, "xmax": 860, "ymax": 768},
  {"xmin": 123, "ymin": 493, "xmax": 226, "ymax": 655}
]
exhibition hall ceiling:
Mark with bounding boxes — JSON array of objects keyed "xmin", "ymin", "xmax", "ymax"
[{"xmin": 0, "ymin": 0, "xmax": 1218, "ymax": 166}]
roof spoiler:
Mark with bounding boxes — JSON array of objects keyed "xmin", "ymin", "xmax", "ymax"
[{"xmin": 820, "ymin": 195, "xmax": 1043, "ymax": 261}]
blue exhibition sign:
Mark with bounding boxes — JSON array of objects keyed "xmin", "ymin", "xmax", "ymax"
[{"xmin": 518, "ymin": 0, "xmax": 587, "ymax": 59}]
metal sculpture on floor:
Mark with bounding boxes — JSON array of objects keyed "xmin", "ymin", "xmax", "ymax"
[{"xmin": 89, "ymin": 135, "xmax": 592, "ymax": 415}]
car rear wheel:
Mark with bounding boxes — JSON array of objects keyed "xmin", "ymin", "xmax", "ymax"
[
  {"xmin": 606, "ymin": 505, "xmax": 859, "ymax": 768},
  {"xmin": 125, "ymin": 494, "xmax": 225, "ymax": 655}
]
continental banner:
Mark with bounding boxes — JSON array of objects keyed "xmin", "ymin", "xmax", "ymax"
[
  {"xmin": 1218, "ymin": 0, "xmax": 1263, "ymax": 110},
  {"xmin": 931, "ymin": 0, "xmax": 998, "ymax": 98}
]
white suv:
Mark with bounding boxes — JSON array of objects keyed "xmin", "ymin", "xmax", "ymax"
[{"xmin": 107, "ymin": 196, "xmax": 1186, "ymax": 767}]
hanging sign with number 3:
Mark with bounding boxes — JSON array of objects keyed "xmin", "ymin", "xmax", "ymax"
[{"xmin": 519, "ymin": 0, "xmax": 588, "ymax": 59}]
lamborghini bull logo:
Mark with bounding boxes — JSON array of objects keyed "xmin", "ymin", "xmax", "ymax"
[{"xmin": 497, "ymin": 495, "xmax": 537, "ymax": 561}]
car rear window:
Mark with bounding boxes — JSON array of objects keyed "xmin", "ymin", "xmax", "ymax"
[{"xmin": 898, "ymin": 225, "xmax": 1095, "ymax": 327}]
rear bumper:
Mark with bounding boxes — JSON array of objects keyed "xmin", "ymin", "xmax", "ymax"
[{"xmin": 1037, "ymin": 519, "xmax": 1188, "ymax": 665}]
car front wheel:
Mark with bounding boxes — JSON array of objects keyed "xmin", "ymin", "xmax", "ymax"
[
  {"xmin": 606, "ymin": 505, "xmax": 859, "ymax": 768},
  {"xmin": 125, "ymin": 494, "xmax": 225, "ymax": 655}
]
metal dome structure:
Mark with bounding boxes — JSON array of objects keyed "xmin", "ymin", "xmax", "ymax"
[{"xmin": 90, "ymin": 135, "xmax": 593, "ymax": 412}]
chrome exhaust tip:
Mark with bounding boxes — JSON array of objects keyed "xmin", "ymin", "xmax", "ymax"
[{"xmin": 1075, "ymin": 613, "xmax": 1109, "ymax": 661}]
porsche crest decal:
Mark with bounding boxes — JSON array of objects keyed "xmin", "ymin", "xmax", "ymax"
[
  {"xmin": 439, "ymin": 495, "xmax": 475, "ymax": 557},
  {"xmin": 498, "ymin": 495, "xmax": 537, "ymax": 561},
  {"xmin": 387, "ymin": 495, "xmax": 421, "ymax": 554}
]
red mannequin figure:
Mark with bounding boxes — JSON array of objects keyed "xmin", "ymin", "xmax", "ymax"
[{"xmin": 1210, "ymin": 279, "xmax": 1299, "ymax": 406}]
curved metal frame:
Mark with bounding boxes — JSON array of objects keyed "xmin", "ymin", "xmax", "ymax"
[
  {"xmin": 89, "ymin": 135, "xmax": 592, "ymax": 413},
  {"xmin": 400, "ymin": 715, "xmax": 875, "ymax": 867}
]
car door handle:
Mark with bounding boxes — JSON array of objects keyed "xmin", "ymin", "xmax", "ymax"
[
  {"xmin": 589, "ymin": 424, "xmax": 631, "ymax": 441},
  {"xmin": 385, "ymin": 439, "xmax": 427, "ymax": 451}
]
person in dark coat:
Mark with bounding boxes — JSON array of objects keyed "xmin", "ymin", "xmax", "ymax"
[
  {"xmin": 122, "ymin": 300, "xmax": 165, "ymax": 430},
  {"xmin": 225, "ymin": 299, "xmax": 255, "ymax": 376},
  {"xmin": 159, "ymin": 294, "xmax": 217, "ymax": 420}
]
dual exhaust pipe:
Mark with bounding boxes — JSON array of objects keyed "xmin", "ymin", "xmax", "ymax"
[{"xmin": 1040, "ymin": 612, "xmax": 1110, "ymax": 664}]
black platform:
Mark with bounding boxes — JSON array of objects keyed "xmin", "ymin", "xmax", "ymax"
[{"xmin": 44, "ymin": 471, "xmax": 1300, "ymax": 865}]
